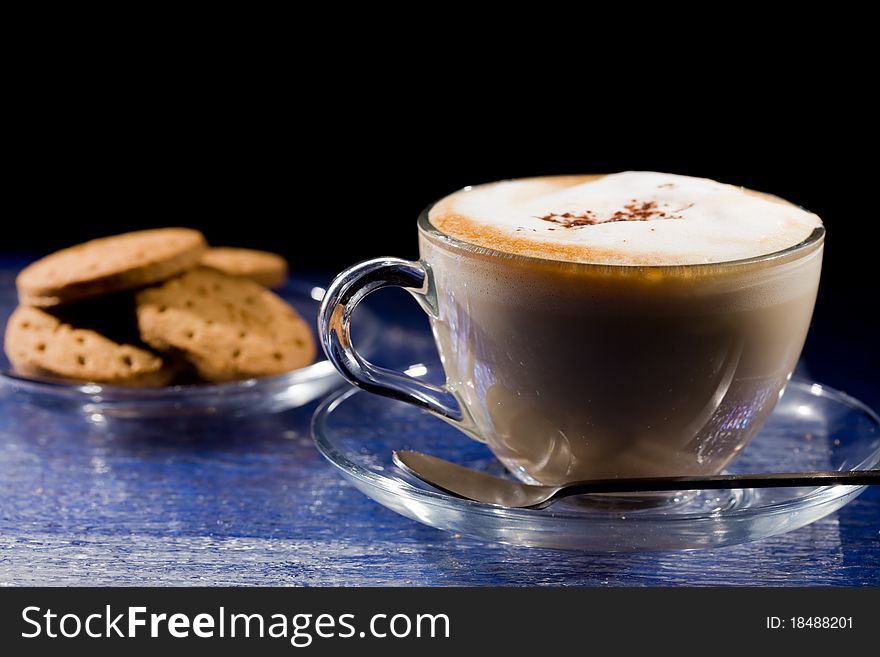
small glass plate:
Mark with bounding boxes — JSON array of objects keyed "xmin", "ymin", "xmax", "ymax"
[
  {"xmin": 312, "ymin": 373, "xmax": 880, "ymax": 552},
  {"xmin": 0, "ymin": 274, "xmax": 379, "ymax": 418}
]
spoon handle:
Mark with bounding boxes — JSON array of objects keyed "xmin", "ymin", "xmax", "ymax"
[{"xmin": 558, "ymin": 469, "xmax": 880, "ymax": 498}]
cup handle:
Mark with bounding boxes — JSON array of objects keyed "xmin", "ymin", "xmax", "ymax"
[{"xmin": 319, "ymin": 257, "xmax": 474, "ymax": 432}]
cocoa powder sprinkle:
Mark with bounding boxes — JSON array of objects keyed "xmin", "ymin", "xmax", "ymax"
[{"xmin": 538, "ymin": 199, "xmax": 688, "ymax": 229}]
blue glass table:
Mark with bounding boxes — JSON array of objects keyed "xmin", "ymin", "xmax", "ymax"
[{"xmin": 0, "ymin": 257, "xmax": 877, "ymax": 586}]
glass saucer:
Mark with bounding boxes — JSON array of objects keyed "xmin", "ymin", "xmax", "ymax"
[
  {"xmin": 312, "ymin": 373, "xmax": 880, "ymax": 552},
  {"xmin": 0, "ymin": 273, "xmax": 379, "ymax": 418}
]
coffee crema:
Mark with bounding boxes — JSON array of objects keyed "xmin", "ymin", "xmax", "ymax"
[{"xmin": 429, "ymin": 172, "xmax": 822, "ymax": 266}]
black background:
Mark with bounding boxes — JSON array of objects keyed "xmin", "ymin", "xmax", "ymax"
[
  {"xmin": 8, "ymin": 69, "xmax": 871, "ymax": 282},
  {"xmin": 9, "ymin": 100, "xmax": 871, "ymax": 280},
  {"xmin": 6, "ymin": 53, "xmax": 877, "ymax": 398}
]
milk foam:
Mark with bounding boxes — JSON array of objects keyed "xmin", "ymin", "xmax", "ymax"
[{"xmin": 428, "ymin": 172, "xmax": 823, "ymax": 265}]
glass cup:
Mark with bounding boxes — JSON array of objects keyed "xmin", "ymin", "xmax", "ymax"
[{"xmin": 319, "ymin": 189, "xmax": 824, "ymax": 486}]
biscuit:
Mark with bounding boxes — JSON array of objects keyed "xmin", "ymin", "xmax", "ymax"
[
  {"xmin": 199, "ymin": 247, "xmax": 288, "ymax": 288},
  {"xmin": 17, "ymin": 228, "xmax": 207, "ymax": 307},
  {"xmin": 4, "ymin": 305, "xmax": 178, "ymax": 387},
  {"xmin": 135, "ymin": 268, "xmax": 316, "ymax": 382}
]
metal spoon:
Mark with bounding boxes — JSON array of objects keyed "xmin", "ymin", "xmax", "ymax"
[{"xmin": 392, "ymin": 450, "xmax": 880, "ymax": 510}]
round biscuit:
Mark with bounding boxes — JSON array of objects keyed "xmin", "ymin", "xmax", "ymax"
[
  {"xmin": 4, "ymin": 305, "xmax": 178, "ymax": 387},
  {"xmin": 136, "ymin": 268, "xmax": 316, "ymax": 382},
  {"xmin": 17, "ymin": 228, "xmax": 207, "ymax": 307},
  {"xmin": 199, "ymin": 247, "xmax": 288, "ymax": 288}
]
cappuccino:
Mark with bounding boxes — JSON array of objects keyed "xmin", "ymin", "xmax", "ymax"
[
  {"xmin": 420, "ymin": 173, "xmax": 823, "ymax": 484},
  {"xmin": 320, "ymin": 172, "xmax": 824, "ymax": 488}
]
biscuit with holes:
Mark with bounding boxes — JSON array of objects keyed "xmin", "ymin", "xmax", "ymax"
[
  {"xmin": 3, "ymin": 305, "xmax": 178, "ymax": 386},
  {"xmin": 17, "ymin": 228, "xmax": 207, "ymax": 307},
  {"xmin": 199, "ymin": 247, "xmax": 288, "ymax": 288},
  {"xmin": 135, "ymin": 268, "xmax": 316, "ymax": 382}
]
